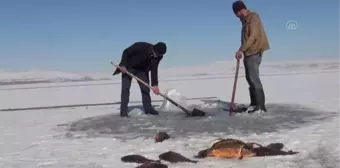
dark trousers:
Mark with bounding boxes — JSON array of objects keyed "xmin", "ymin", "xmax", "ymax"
[
  {"xmin": 243, "ymin": 53, "xmax": 263, "ymax": 89},
  {"xmin": 120, "ymin": 69, "xmax": 153, "ymax": 113}
]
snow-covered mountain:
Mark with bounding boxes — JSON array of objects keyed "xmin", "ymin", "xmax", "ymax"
[
  {"xmin": 0, "ymin": 70, "xmax": 112, "ymax": 85},
  {"xmin": 0, "ymin": 59, "xmax": 338, "ymax": 85}
]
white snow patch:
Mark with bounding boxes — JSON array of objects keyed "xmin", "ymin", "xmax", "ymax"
[{"xmin": 159, "ymin": 88, "xmax": 188, "ymax": 112}]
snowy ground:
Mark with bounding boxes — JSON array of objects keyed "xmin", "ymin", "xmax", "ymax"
[{"xmin": 0, "ymin": 59, "xmax": 339, "ymax": 168}]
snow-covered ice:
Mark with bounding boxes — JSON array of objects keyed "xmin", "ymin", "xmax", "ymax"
[{"xmin": 0, "ymin": 59, "xmax": 339, "ymax": 168}]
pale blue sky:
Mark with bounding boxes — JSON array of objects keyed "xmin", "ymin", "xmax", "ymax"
[{"xmin": 0, "ymin": 0, "xmax": 339, "ymax": 72}]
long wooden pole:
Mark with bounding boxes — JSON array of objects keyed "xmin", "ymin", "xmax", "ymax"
[{"xmin": 229, "ymin": 59, "xmax": 240, "ymax": 115}]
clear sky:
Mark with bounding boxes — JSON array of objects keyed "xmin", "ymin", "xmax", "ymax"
[{"xmin": 0, "ymin": 0, "xmax": 339, "ymax": 72}]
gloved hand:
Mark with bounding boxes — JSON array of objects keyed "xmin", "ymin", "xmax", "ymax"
[
  {"xmin": 119, "ymin": 66, "xmax": 127, "ymax": 73},
  {"xmin": 152, "ymin": 86, "xmax": 160, "ymax": 95},
  {"xmin": 235, "ymin": 50, "xmax": 244, "ymax": 60}
]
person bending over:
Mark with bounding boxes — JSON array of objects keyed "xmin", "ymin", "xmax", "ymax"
[{"xmin": 113, "ymin": 42, "xmax": 167, "ymax": 117}]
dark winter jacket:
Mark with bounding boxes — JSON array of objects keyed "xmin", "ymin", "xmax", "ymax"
[{"xmin": 113, "ymin": 42, "xmax": 163, "ymax": 86}]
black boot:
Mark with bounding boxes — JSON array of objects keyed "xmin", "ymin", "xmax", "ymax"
[
  {"xmin": 249, "ymin": 87, "xmax": 256, "ymax": 107},
  {"xmin": 248, "ymin": 88, "xmax": 267, "ymax": 113},
  {"xmin": 145, "ymin": 110, "xmax": 159, "ymax": 115},
  {"xmin": 260, "ymin": 88, "xmax": 267, "ymax": 112},
  {"xmin": 145, "ymin": 107, "xmax": 159, "ymax": 115},
  {"xmin": 242, "ymin": 87, "xmax": 257, "ymax": 112},
  {"xmin": 120, "ymin": 111, "xmax": 129, "ymax": 117}
]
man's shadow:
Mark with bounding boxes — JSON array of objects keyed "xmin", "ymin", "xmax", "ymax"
[{"xmin": 56, "ymin": 99, "xmax": 338, "ymax": 141}]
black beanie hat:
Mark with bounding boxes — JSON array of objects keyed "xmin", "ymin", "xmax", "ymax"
[
  {"xmin": 232, "ymin": 0, "xmax": 247, "ymax": 14},
  {"xmin": 154, "ymin": 42, "xmax": 167, "ymax": 55}
]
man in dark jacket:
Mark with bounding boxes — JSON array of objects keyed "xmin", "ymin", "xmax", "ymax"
[
  {"xmin": 232, "ymin": 1, "xmax": 270, "ymax": 113},
  {"xmin": 113, "ymin": 41, "xmax": 167, "ymax": 117}
]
